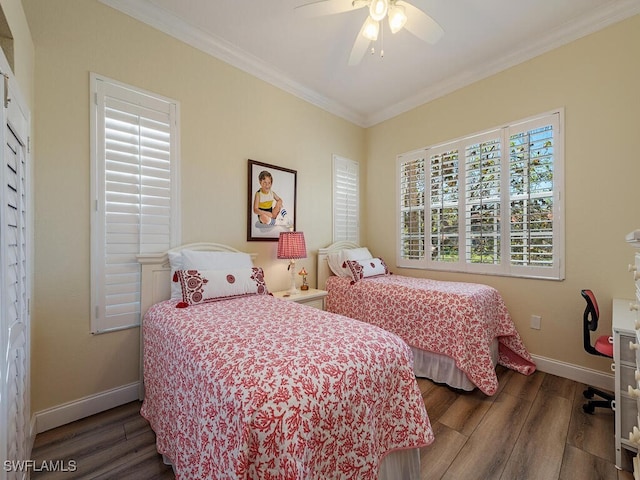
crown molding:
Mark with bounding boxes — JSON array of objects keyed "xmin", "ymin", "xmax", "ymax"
[
  {"xmin": 100, "ymin": 0, "xmax": 639, "ymax": 129},
  {"xmin": 99, "ymin": 0, "xmax": 367, "ymax": 126},
  {"xmin": 365, "ymin": 0, "xmax": 640, "ymax": 126}
]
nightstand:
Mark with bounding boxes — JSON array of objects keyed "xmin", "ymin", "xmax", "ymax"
[{"xmin": 272, "ymin": 288, "xmax": 328, "ymax": 310}]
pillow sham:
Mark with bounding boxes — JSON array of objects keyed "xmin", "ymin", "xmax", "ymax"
[
  {"xmin": 168, "ymin": 249, "xmax": 254, "ymax": 300},
  {"xmin": 174, "ymin": 267, "xmax": 269, "ymax": 308},
  {"xmin": 327, "ymin": 247, "xmax": 374, "ymax": 277},
  {"xmin": 344, "ymin": 257, "xmax": 390, "ymax": 283}
]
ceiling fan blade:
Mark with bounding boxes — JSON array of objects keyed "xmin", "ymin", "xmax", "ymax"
[
  {"xmin": 295, "ymin": 0, "xmax": 368, "ymax": 18},
  {"xmin": 348, "ymin": 18, "xmax": 373, "ymax": 66},
  {"xmin": 396, "ymin": 1, "xmax": 444, "ymax": 44}
]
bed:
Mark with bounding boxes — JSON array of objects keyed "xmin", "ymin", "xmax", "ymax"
[
  {"xmin": 137, "ymin": 243, "xmax": 434, "ymax": 480},
  {"xmin": 317, "ymin": 241, "xmax": 536, "ymax": 395}
]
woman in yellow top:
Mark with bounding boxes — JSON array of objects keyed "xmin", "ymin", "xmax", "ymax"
[{"xmin": 253, "ymin": 170, "xmax": 285, "ymax": 226}]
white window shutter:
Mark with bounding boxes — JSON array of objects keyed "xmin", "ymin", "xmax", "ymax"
[
  {"xmin": 464, "ymin": 133, "xmax": 502, "ymax": 266},
  {"xmin": 332, "ymin": 155, "xmax": 359, "ymax": 243},
  {"xmin": 396, "ymin": 110, "xmax": 563, "ymax": 279},
  {"xmin": 91, "ymin": 75, "xmax": 180, "ymax": 333},
  {"xmin": 428, "ymin": 146, "xmax": 460, "ymax": 265},
  {"xmin": 397, "ymin": 150, "xmax": 426, "ymax": 266},
  {"xmin": 508, "ymin": 113, "xmax": 561, "ymax": 278}
]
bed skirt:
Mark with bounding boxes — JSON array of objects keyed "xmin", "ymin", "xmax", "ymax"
[
  {"xmin": 161, "ymin": 447, "xmax": 421, "ymax": 479},
  {"xmin": 412, "ymin": 338, "xmax": 499, "ymax": 391}
]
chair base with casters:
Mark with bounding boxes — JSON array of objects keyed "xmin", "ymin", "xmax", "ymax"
[
  {"xmin": 580, "ymin": 289, "xmax": 614, "ymax": 414},
  {"xmin": 582, "ymin": 386, "xmax": 614, "ymax": 414}
]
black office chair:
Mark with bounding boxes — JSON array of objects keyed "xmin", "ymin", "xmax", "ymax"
[{"xmin": 581, "ymin": 289, "xmax": 614, "ymax": 414}]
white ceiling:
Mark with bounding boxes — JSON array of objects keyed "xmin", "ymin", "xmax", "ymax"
[{"xmin": 100, "ymin": 0, "xmax": 640, "ymax": 127}]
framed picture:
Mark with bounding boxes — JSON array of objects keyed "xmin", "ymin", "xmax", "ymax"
[{"xmin": 247, "ymin": 159, "xmax": 297, "ymax": 241}]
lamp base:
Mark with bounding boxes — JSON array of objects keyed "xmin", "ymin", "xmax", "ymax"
[{"xmin": 287, "ymin": 260, "xmax": 299, "ymax": 295}]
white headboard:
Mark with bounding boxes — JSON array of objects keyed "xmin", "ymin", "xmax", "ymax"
[
  {"xmin": 317, "ymin": 241, "xmax": 360, "ymax": 290},
  {"xmin": 136, "ymin": 242, "xmax": 257, "ymax": 399}
]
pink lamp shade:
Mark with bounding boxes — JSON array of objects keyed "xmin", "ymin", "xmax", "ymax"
[
  {"xmin": 277, "ymin": 231, "xmax": 307, "ymax": 260},
  {"xmin": 277, "ymin": 231, "xmax": 307, "ymax": 295}
]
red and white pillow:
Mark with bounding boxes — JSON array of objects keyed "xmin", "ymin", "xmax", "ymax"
[
  {"xmin": 168, "ymin": 250, "xmax": 254, "ymax": 300},
  {"xmin": 174, "ymin": 267, "xmax": 269, "ymax": 308},
  {"xmin": 344, "ymin": 257, "xmax": 390, "ymax": 283}
]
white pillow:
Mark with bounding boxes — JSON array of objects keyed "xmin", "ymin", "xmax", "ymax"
[
  {"xmin": 181, "ymin": 250, "xmax": 253, "ymax": 270},
  {"xmin": 175, "ymin": 267, "xmax": 269, "ymax": 307},
  {"xmin": 342, "ymin": 247, "xmax": 373, "ymax": 262},
  {"xmin": 168, "ymin": 249, "xmax": 254, "ymax": 300},
  {"xmin": 326, "ymin": 247, "xmax": 374, "ymax": 277},
  {"xmin": 327, "ymin": 251, "xmax": 347, "ymax": 277}
]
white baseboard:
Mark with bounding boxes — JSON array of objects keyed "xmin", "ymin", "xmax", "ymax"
[
  {"xmin": 34, "ymin": 381, "xmax": 140, "ymax": 434},
  {"xmin": 531, "ymin": 354, "xmax": 614, "ymax": 392}
]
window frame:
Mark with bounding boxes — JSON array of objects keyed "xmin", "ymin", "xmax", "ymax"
[
  {"xmin": 90, "ymin": 73, "xmax": 181, "ymax": 334},
  {"xmin": 396, "ymin": 109, "xmax": 564, "ymax": 280}
]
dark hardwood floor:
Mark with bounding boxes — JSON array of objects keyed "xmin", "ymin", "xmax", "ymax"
[{"xmin": 31, "ymin": 366, "xmax": 634, "ymax": 479}]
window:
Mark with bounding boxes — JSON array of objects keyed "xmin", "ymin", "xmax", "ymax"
[
  {"xmin": 90, "ymin": 74, "xmax": 180, "ymax": 333},
  {"xmin": 397, "ymin": 110, "xmax": 564, "ymax": 280},
  {"xmin": 332, "ymin": 155, "xmax": 359, "ymax": 243}
]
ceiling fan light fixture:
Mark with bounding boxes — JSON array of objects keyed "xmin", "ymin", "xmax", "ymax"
[
  {"xmin": 295, "ymin": 0, "xmax": 444, "ymax": 66},
  {"xmin": 369, "ymin": 0, "xmax": 389, "ymax": 22},
  {"xmin": 362, "ymin": 16, "xmax": 380, "ymax": 41},
  {"xmin": 388, "ymin": 4, "xmax": 407, "ymax": 33}
]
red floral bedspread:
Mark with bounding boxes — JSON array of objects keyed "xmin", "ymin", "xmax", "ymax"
[
  {"xmin": 141, "ymin": 294, "xmax": 433, "ymax": 480},
  {"xmin": 326, "ymin": 275, "xmax": 536, "ymax": 395}
]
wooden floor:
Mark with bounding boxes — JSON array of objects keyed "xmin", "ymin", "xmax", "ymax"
[{"xmin": 31, "ymin": 367, "xmax": 635, "ymax": 480}]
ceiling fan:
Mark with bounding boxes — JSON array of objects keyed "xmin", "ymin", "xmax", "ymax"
[{"xmin": 295, "ymin": 0, "xmax": 444, "ymax": 66}]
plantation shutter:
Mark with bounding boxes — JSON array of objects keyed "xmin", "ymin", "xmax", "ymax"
[
  {"xmin": 464, "ymin": 133, "xmax": 502, "ymax": 266},
  {"xmin": 332, "ymin": 155, "xmax": 359, "ymax": 243},
  {"xmin": 91, "ymin": 76, "xmax": 179, "ymax": 333},
  {"xmin": 396, "ymin": 110, "xmax": 563, "ymax": 279},
  {"xmin": 397, "ymin": 150, "xmax": 426, "ymax": 265},
  {"xmin": 508, "ymin": 113, "xmax": 559, "ymax": 274},
  {"xmin": 429, "ymin": 146, "xmax": 459, "ymax": 263}
]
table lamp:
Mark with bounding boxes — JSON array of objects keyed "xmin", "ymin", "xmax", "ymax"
[{"xmin": 277, "ymin": 231, "xmax": 307, "ymax": 295}]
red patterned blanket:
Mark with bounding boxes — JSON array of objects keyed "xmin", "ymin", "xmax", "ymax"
[
  {"xmin": 141, "ymin": 294, "xmax": 433, "ymax": 479},
  {"xmin": 326, "ymin": 275, "xmax": 536, "ymax": 395}
]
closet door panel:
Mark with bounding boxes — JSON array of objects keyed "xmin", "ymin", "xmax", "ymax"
[{"xmin": 1, "ymin": 97, "xmax": 30, "ymax": 480}]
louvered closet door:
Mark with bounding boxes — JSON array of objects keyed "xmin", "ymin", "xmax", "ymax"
[{"xmin": 0, "ymin": 109, "xmax": 29, "ymax": 479}]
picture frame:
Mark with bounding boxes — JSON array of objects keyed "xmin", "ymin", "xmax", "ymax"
[{"xmin": 247, "ymin": 159, "xmax": 297, "ymax": 241}]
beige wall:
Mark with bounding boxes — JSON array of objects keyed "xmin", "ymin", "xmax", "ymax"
[
  {"xmin": 23, "ymin": 0, "xmax": 365, "ymax": 412},
  {"xmin": 0, "ymin": 0, "xmax": 33, "ymax": 107},
  {"xmin": 366, "ymin": 15, "xmax": 640, "ymax": 373},
  {"xmin": 21, "ymin": 0, "xmax": 640, "ymax": 414}
]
